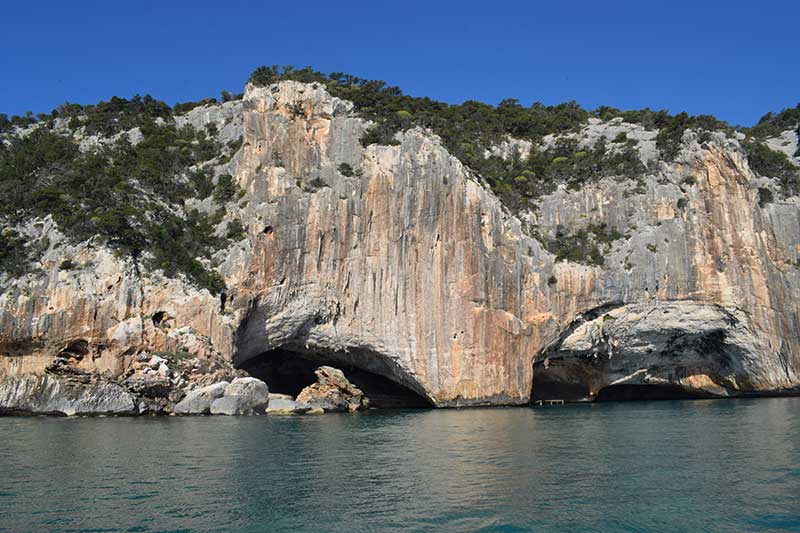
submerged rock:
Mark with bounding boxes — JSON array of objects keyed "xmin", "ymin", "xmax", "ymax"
[
  {"xmin": 296, "ymin": 366, "xmax": 369, "ymax": 412},
  {"xmin": 174, "ymin": 382, "xmax": 228, "ymax": 414}
]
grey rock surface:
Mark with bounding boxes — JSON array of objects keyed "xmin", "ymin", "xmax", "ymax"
[
  {"xmin": 266, "ymin": 398, "xmax": 311, "ymax": 415},
  {"xmin": 533, "ymin": 301, "xmax": 792, "ymax": 400},
  {"xmin": 224, "ymin": 377, "xmax": 269, "ymax": 412},
  {"xmin": 209, "ymin": 395, "xmax": 248, "ymax": 415},
  {"xmin": 0, "ymin": 374, "xmax": 136, "ymax": 415},
  {"xmin": 174, "ymin": 382, "xmax": 228, "ymax": 414}
]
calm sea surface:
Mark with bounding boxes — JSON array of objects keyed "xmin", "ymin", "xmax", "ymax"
[{"xmin": 2, "ymin": 398, "xmax": 800, "ymax": 532}]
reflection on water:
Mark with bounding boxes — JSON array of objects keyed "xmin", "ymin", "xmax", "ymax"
[{"xmin": 2, "ymin": 398, "xmax": 800, "ymax": 532}]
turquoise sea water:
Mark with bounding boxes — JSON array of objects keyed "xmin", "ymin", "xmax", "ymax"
[{"xmin": 1, "ymin": 398, "xmax": 800, "ymax": 532}]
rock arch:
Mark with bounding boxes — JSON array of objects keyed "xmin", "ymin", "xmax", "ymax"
[{"xmin": 233, "ymin": 301, "xmax": 433, "ymax": 408}]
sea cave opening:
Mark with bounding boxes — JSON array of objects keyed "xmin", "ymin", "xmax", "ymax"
[
  {"xmin": 238, "ymin": 348, "xmax": 433, "ymax": 409},
  {"xmin": 530, "ymin": 373, "xmax": 592, "ymax": 403},
  {"xmin": 594, "ymin": 384, "xmax": 703, "ymax": 402}
]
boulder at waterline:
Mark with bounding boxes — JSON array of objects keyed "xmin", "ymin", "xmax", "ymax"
[
  {"xmin": 174, "ymin": 382, "xmax": 228, "ymax": 414},
  {"xmin": 266, "ymin": 398, "xmax": 311, "ymax": 415},
  {"xmin": 224, "ymin": 377, "xmax": 269, "ymax": 413}
]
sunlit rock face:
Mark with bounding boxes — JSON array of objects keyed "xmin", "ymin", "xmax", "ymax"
[
  {"xmin": 532, "ymin": 301, "xmax": 796, "ymax": 402},
  {"xmin": 2, "ymin": 80, "xmax": 799, "ymax": 408}
]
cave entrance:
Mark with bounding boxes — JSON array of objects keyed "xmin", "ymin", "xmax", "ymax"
[
  {"xmin": 530, "ymin": 375, "xmax": 592, "ymax": 403},
  {"xmin": 594, "ymin": 384, "xmax": 704, "ymax": 402},
  {"xmin": 239, "ymin": 348, "xmax": 433, "ymax": 409}
]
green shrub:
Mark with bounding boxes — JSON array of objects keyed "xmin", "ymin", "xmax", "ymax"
[
  {"xmin": 359, "ymin": 122, "xmax": 400, "ymax": 147},
  {"xmin": 744, "ymin": 141, "xmax": 799, "ymax": 195},
  {"xmin": 0, "ymin": 230, "xmax": 28, "ymax": 276},
  {"xmin": 758, "ymin": 187, "xmax": 774, "ymax": 208},
  {"xmin": 303, "ymin": 177, "xmax": 328, "ymax": 191},
  {"xmin": 52, "ymin": 95, "xmax": 172, "ymax": 137},
  {"xmin": 213, "ymin": 174, "xmax": 237, "ymax": 203},
  {"xmin": 172, "ymin": 98, "xmax": 217, "ymax": 114},
  {"xmin": 0, "ymin": 121, "xmax": 233, "ymax": 292},
  {"xmin": 749, "ymin": 104, "xmax": 800, "ymax": 139},
  {"xmin": 226, "ymin": 219, "xmax": 246, "ymax": 240},
  {"xmin": 338, "ymin": 163, "xmax": 355, "ymax": 177},
  {"xmin": 59, "ymin": 259, "xmax": 77, "ymax": 270},
  {"xmin": 541, "ymin": 227, "xmax": 605, "ymax": 267}
]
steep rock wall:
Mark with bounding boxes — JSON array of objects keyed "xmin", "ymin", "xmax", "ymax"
[{"xmin": 1, "ymin": 81, "xmax": 799, "ymax": 407}]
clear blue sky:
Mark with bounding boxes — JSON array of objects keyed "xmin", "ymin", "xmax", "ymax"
[{"xmin": 1, "ymin": 0, "xmax": 797, "ymax": 126}]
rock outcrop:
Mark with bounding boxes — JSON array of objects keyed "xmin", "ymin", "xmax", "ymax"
[
  {"xmin": 0, "ymin": 359, "xmax": 136, "ymax": 415},
  {"xmin": 296, "ymin": 366, "xmax": 369, "ymax": 412},
  {"xmin": 217, "ymin": 377, "xmax": 270, "ymax": 414},
  {"xmin": 265, "ymin": 397, "xmax": 311, "ymax": 415},
  {"xmin": 1, "ymin": 79, "xmax": 800, "ymax": 411},
  {"xmin": 532, "ymin": 301, "xmax": 793, "ymax": 401},
  {"xmin": 174, "ymin": 382, "xmax": 229, "ymax": 414}
]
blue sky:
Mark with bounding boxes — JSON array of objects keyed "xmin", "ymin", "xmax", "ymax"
[{"xmin": 1, "ymin": 0, "xmax": 797, "ymax": 126}]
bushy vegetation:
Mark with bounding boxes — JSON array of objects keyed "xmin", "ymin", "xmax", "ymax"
[
  {"xmin": 0, "ymin": 229, "xmax": 29, "ymax": 276},
  {"xmin": 749, "ymin": 104, "xmax": 800, "ymax": 139},
  {"xmin": 0, "ymin": 119, "xmax": 239, "ymax": 291},
  {"xmin": 744, "ymin": 141, "xmax": 800, "ymax": 195},
  {"xmin": 337, "ymin": 163, "xmax": 356, "ymax": 177},
  {"xmin": 247, "ymin": 66, "xmax": 800, "ymax": 204},
  {"xmin": 248, "ymin": 65, "xmax": 649, "ymax": 212},
  {"xmin": 212, "ymin": 174, "xmax": 238, "ymax": 203},
  {"xmin": 537, "ymin": 223, "xmax": 622, "ymax": 267},
  {"xmin": 2, "ymin": 65, "xmax": 797, "ymax": 278},
  {"xmin": 172, "ymin": 97, "xmax": 218, "ymax": 114}
]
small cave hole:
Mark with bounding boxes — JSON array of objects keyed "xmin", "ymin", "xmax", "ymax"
[
  {"xmin": 60, "ymin": 339, "xmax": 90, "ymax": 359},
  {"xmin": 531, "ymin": 374, "xmax": 591, "ymax": 402},
  {"xmin": 152, "ymin": 312, "xmax": 165, "ymax": 327},
  {"xmin": 263, "ymin": 225, "xmax": 274, "ymax": 235}
]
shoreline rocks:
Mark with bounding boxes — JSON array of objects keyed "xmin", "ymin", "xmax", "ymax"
[
  {"xmin": 174, "ymin": 382, "xmax": 229, "ymax": 415},
  {"xmin": 0, "ymin": 362, "xmax": 137, "ymax": 416}
]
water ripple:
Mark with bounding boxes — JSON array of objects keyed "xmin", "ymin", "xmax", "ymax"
[{"xmin": 1, "ymin": 399, "xmax": 800, "ymax": 532}]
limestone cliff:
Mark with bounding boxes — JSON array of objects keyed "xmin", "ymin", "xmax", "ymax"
[{"xmin": 1, "ymin": 80, "xmax": 799, "ymax": 411}]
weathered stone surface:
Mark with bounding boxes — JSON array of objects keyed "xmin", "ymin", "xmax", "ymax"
[
  {"xmin": 0, "ymin": 374, "xmax": 136, "ymax": 415},
  {"xmin": 268, "ymin": 393, "xmax": 293, "ymax": 401},
  {"xmin": 223, "ymin": 377, "xmax": 269, "ymax": 413},
  {"xmin": 209, "ymin": 395, "xmax": 248, "ymax": 415},
  {"xmin": 266, "ymin": 398, "xmax": 311, "ymax": 415},
  {"xmin": 2, "ymin": 80, "xmax": 800, "ymax": 411},
  {"xmin": 532, "ymin": 301, "xmax": 793, "ymax": 401},
  {"xmin": 296, "ymin": 366, "xmax": 369, "ymax": 412},
  {"xmin": 174, "ymin": 382, "xmax": 228, "ymax": 415}
]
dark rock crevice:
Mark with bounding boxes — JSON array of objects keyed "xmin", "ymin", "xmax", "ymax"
[{"xmin": 594, "ymin": 384, "xmax": 709, "ymax": 401}]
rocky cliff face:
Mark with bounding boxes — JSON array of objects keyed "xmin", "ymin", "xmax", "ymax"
[{"xmin": 1, "ymin": 80, "xmax": 799, "ymax": 411}]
